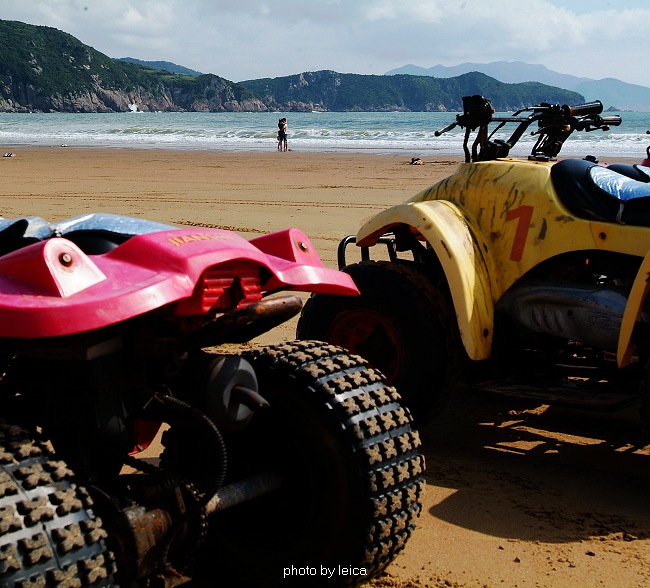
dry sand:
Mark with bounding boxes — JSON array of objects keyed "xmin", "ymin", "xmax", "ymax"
[{"xmin": 1, "ymin": 146, "xmax": 649, "ymax": 587}]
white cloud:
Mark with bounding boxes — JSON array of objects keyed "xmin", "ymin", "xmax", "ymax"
[
  {"xmin": 365, "ymin": 2, "xmax": 398, "ymax": 21},
  {"xmin": 1, "ymin": 0, "xmax": 649, "ymax": 86},
  {"xmin": 365, "ymin": 0, "xmax": 443, "ymax": 23}
]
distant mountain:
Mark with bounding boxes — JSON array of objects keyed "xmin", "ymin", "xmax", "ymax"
[
  {"xmin": 387, "ymin": 61, "xmax": 591, "ymax": 88},
  {"xmin": 115, "ymin": 57, "xmax": 202, "ymax": 77},
  {"xmin": 386, "ymin": 61, "xmax": 650, "ymax": 111},
  {"xmin": 240, "ymin": 70, "xmax": 584, "ymax": 112},
  {"xmin": 572, "ymin": 78, "xmax": 650, "ymax": 112}
]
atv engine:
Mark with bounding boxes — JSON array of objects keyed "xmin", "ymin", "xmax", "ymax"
[{"xmin": 496, "ymin": 282, "xmax": 645, "ymax": 352}]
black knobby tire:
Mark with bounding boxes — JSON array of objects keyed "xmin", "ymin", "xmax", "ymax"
[
  {"xmin": 205, "ymin": 341, "xmax": 424, "ymax": 587},
  {"xmin": 0, "ymin": 423, "xmax": 114, "ymax": 587},
  {"xmin": 297, "ymin": 260, "xmax": 462, "ymax": 423}
]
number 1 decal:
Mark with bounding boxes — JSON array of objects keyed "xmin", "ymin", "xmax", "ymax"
[{"xmin": 505, "ymin": 205, "xmax": 534, "ymax": 262}]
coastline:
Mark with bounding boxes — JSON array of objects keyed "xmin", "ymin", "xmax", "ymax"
[
  {"xmin": 1, "ymin": 145, "xmax": 649, "ymax": 588},
  {"xmin": 2, "ymin": 109, "xmax": 648, "ymax": 157}
]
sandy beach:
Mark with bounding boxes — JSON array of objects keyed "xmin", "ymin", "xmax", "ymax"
[
  {"xmin": 1, "ymin": 146, "xmax": 649, "ymax": 587},
  {"xmin": 0, "ymin": 147, "xmax": 461, "ymax": 266}
]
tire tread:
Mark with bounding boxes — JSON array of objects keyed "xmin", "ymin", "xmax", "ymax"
[
  {"xmin": 0, "ymin": 424, "xmax": 114, "ymax": 587},
  {"xmin": 246, "ymin": 340, "xmax": 424, "ymax": 583}
]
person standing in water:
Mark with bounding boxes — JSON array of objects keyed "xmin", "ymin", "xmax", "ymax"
[{"xmin": 277, "ymin": 118, "xmax": 288, "ymax": 152}]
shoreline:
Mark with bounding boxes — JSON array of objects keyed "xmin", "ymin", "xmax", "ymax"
[
  {"xmin": 1, "ymin": 109, "xmax": 648, "ymax": 159},
  {"xmin": 1, "ymin": 143, "xmax": 641, "ymax": 158},
  {"xmin": 1, "ymin": 142, "xmax": 644, "ymax": 159}
]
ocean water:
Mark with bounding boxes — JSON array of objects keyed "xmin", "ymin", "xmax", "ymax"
[{"xmin": 0, "ymin": 110, "xmax": 649, "ymax": 159}]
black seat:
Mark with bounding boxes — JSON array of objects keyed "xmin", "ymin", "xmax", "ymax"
[
  {"xmin": 0, "ymin": 217, "xmax": 51, "ymax": 255},
  {"xmin": 607, "ymin": 163, "xmax": 650, "ymax": 182},
  {"xmin": 57, "ymin": 214, "xmax": 175, "ymax": 254},
  {"xmin": 551, "ymin": 159, "xmax": 650, "ymax": 226},
  {"xmin": 64, "ymin": 230, "xmax": 130, "ymax": 254},
  {"xmin": 0, "ymin": 213, "xmax": 176, "ymax": 257}
]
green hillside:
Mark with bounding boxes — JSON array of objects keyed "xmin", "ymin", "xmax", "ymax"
[
  {"xmin": 241, "ymin": 71, "xmax": 585, "ymax": 112},
  {"xmin": 0, "ymin": 20, "xmax": 261, "ymax": 112},
  {"xmin": 0, "ymin": 20, "xmax": 157, "ymax": 95},
  {"xmin": 0, "ymin": 19, "xmax": 585, "ymax": 113},
  {"xmin": 116, "ymin": 58, "xmax": 203, "ymax": 77}
]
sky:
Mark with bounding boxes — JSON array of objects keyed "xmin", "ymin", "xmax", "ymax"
[{"xmin": 2, "ymin": 0, "xmax": 650, "ymax": 87}]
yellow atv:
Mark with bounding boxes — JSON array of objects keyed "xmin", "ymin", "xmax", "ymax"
[{"xmin": 298, "ymin": 96, "xmax": 650, "ymax": 427}]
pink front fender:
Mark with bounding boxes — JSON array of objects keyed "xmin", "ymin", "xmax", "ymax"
[
  {"xmin": 0, "ymin": 227, "xmax": 357, "ymax": 339},
  {"xmin": 249, "ymin": 228, "xmax": 360, "ymax": 295}
]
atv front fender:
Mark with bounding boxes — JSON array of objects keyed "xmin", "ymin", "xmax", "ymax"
[
  {"xmin": 356, "ymin": 200, "xmax": 494, "ymax": 360},
  {"xmin": 618, "ymin": 249, "xmax": 650, "ymax": 367}
]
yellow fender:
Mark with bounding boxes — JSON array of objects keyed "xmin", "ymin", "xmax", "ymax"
[
  {"xmin": 356, "ymin": 200, "xmax": 494, "ymax": 360},
  {"xmin": 618, "ymin": 250, "xmax": 650, "ymax": 367}
]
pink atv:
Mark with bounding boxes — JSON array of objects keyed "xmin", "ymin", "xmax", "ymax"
[{"xmin": 0, "ymin": 214, "xmax": 423, "ymax": 587}]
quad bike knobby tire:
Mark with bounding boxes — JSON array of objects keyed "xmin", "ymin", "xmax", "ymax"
[
  {"xmin": 297, "ymin": 260, "xmax": 462, "ymax": 424},
  {"xmin": 193, "ymin": 341, "xmax": 424, "ymax": 587},
  {"xmin": 0, "ymin": 423, "xmax": 114, "ymax": 587}
]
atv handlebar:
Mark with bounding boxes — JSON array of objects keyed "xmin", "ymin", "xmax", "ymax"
[
  {"xmin": 600, "ymin": 115, "xmax": 622, "ymax": 127},
  {"xmin": 434, "ymin": 121, "xmax": 458, "ymax": 137},
  {"xmin": 563, "ymin": 100, "xmax": 603, "ymax": 117},
  {"xmin": 435, "ymin": 95, "xmax": 622, "ymax": 162}
]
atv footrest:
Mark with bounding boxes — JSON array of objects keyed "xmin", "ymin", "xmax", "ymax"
[{"xmin": 474, "ymin": 378, "xmax": 640, "ymax": 411}]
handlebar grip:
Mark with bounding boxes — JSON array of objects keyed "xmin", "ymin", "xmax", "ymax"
[
  {"xmin": 564, "ymin": 100, "xmax": 603, "ymax": 117},
  {"xmin": 600, "ymin": 115, "xmax": 622, "ymax": 127},
  {"xmin": 435, "ymin": 121, "xmax": 457, "ymax": 137}
]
